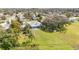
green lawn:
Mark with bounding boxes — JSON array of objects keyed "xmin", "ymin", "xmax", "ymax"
[{"xmin": 31, "ymin": 22, "xmax": 79, "ymax": 50}]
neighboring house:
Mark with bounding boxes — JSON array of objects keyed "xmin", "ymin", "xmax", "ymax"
[
  {"xmin": 27, "ymin": 21, "xmax": 42, "ymax": 28},
  {"xmin": 0, "ymin": 13, "xmax": 26, "ymax": 30},
  {"xmin": 20, "ymin": 22, "xmax": 26, "ymax": 29},
  {"xmin": 69, "ymin": 17, "xmax": 79, "ymax": 22},
  {"xmin": 17, "ymin": 12, "xmax": 25, "ymax": 21},
  {"xmin": 0, "ymin": 20, "xmax": 11, "ymax": 30},
  {"xmin": 0, "ymin": 20, "xmax": 42, "ymax": 30},
  {"xmin": 0, "ymin": 12, "xmax": 42, "ymax": 30},
  {"xmin": 5, "ymin": 14, "xmax": 18, "ymax": 24},
  {"xmin": 32, "ymin": 14, "xmax": 37, "ymax": 20}
]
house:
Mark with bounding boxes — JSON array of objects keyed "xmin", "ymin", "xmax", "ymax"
[
  {"xmin": 32, "ymin": 14, "xmax": 37, "ymax": 20},
  {"xmin": 20, "ymin": 22, "xmax": 26, "ymax": 29},
  {"xmin": 0, "ymin": 20, "xmax": 11, "ymax": 30},
  {"xmin": 27, "ymin": 21, "xmax": 42, "ymax": 28},
  {"xmin": 69, "ymin": 17, "xmax": 79, "ymax": 22},
  {"xmin": 17, "ymin": 12, "xmax": 25, "ymax": 21}
]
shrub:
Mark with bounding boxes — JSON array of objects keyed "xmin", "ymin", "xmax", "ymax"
[{"xmin": 0, "ymin": 30, "xmax": 19, "ymax": 50}]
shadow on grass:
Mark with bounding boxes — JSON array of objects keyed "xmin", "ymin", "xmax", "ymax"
[
  {"xmin": 11, "ymin": 44, "xmax": 39, "ymax": 50},
  {"xmin": 40, "ymin": 28, "xmax": 67, "ymax": 33}
]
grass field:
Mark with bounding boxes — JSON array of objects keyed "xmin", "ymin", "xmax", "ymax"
[{"xmin": 31, "ymin": 22, "xmax": 79, "ymax": 50}]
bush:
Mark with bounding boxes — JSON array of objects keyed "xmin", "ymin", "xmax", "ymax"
[{"xmin": 0, "ymin": 30, "xmax": 19, "ymax": 50}]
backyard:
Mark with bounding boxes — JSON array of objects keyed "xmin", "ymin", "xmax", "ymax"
[
  {"xmin": 12, "ymin": 22, "xmax": 79, "ymax": 50},
  {"xmin": 30, "ymin": 22, "xmax": 79, "ymax": 50}
]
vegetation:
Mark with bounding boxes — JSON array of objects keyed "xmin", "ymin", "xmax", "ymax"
[
  {"xmin": 65, "ymin": 12, "xmax": 73, "ymax": 18},
  {"xmin": 31, "ymin": 22, "xmax": 79, "ymax": 50},
  {"xmin": 0, "ymin": 8, "xmax": 79, "ymax": 50},
  {"xmin": 1, "ymin": 22, "xmax": 79, "ymax": 50},
  {"xmin": 0, "ymin": 20, "xmax": 35, "ymax": 50},
  {"xmin": 41, "ymin": 15, "xmax": 71, "ymax": 32}
]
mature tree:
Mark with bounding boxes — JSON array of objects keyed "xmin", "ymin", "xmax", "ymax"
[
  {"xmin": 65, "ymin": 12, "xmax": 73, "ymax": 18},
  {"xmin": 41, "ymin": 15, "xmax": 71, "ymax": 32}
]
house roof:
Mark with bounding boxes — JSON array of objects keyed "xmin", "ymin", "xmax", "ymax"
[{"xmin": 27, "ymin": 21, "xmax": 42, "ymax": 28}]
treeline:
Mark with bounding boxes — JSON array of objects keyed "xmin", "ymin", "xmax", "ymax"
[{"xmin": 0, "ymin": 8, "xmax": 79, "ymax": 14}]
